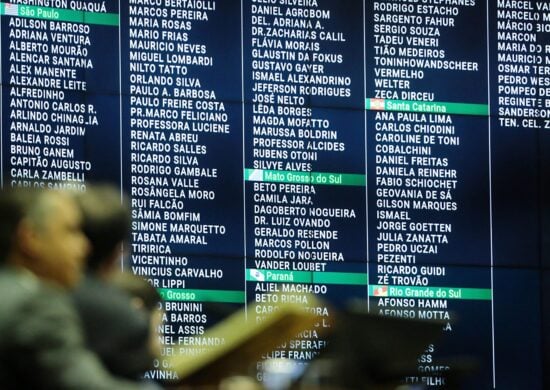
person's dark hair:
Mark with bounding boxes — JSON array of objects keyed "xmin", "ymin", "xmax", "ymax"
[
  {"xmin": 74, "ymin": 184, "xmax": 131, "ymax": 271},
  {"xmin": 0, "ymin": 186, "xmax": 53, "ymax": 262},
  {"xmin": 110, "ymin": 272, "xmax": 162, "ymax": 312},
  {"xmin": 0, "ymin": 188, "xmax": 25, "ymax": 262}
]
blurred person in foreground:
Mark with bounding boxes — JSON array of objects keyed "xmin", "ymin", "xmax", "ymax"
[
  {"xmin": 72, "ymin": 184, "xmax": 159, "ymax": 381},
  {"xmin": 0, "ymin": 185, "xmax": 141, "ymax": 389},
  {"xmin": 110, "ymin": 271, "xmax": 164, "ymax": 363}
]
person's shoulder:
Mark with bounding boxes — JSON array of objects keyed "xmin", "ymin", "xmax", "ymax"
[
  {"xmin": 73, "ymin": 274, "xmax": 139, "ymax": 314},
  {"xmin": 0, "ymin": 267, "xmax": 49, "ymax": 316},
  {"xmin": 0, "ymin": 267, "xmax": 80, "ymax": 348},
  {"xmin": 73, "ymin": 274, "xmax": 149, "ymax": 337},
  {"xmin": 0, "ymin": 270, "xmax": 143, "ymax": 390}
]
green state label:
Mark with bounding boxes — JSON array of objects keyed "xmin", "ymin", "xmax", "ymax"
[
  {"xmin": 370, "ymin": 285, "xmax": 492, "ymax": 300},
  {"xmin": 366, "ymin": 98, "xmax": 488, "ymax": 116},
  {"xmin": 158, "ymin": 289, "xmax": 245, "ymax": 303},
  {"xmin": 1, "ymin": 3, "xmax": 119, "ymax": 25},
  {"xmin": 247, "ymin": 269, "xmax": 368, "ymax": 285},
  {"xmin": 245, "ymin": 169, "xmax": 365, "ymax": 186}
]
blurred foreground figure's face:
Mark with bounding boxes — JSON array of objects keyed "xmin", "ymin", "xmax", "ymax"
[{"xmin": 21, "ymin": 191, "xmax": 90, "ymax": 288}]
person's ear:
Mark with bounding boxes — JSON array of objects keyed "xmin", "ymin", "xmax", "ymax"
[
  {"xmin": 13, "ymin": 218, "xmax": 42, "ymax": 259},
  {"xmin": 99, "ymin": 241, "xmax": 125, "ymax": 277}
]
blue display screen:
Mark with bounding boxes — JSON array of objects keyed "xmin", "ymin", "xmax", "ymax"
[{"xmin": 0, "ymin": 1, "xmax": 548, "ymax": 388}]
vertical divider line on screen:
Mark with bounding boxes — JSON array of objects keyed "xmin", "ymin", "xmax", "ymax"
[
  {"xmin": 241, "ymin": 0, "xmax": 247, "ymax": 315},
  {"xmin": 486, "ymin": 0, "xmax": 496, "ymax": 386},
  {"xmin": 1, "ymin": 9, "xmax": 3, "ymax": 189},
  {"xmin": 363, "ymin": 0, "xmax": 370, "ymax": 313},
  {"xmin": 119, "ymin": 4, "xmax": 124, "ymax": 272}
]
